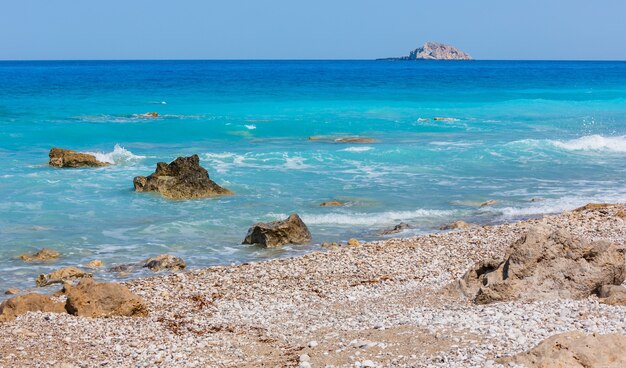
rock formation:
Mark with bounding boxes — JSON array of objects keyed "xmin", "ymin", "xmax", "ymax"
[
  {"xmin": 142, "ymin": 254, "xmax": 186, "ymax": 272},
  {"xmin": 499, "ymin": 332, "xmax": 626, "ymax": 367},
  {"xmin": 0, "ymin": 293, "xmax": 65, "ymax": 322},
  {"xmin": 19, "ymin": 248, "xmax": 60, "ymax": 263},
  {"xmin": 381, "ymin": 42, "xmax": 473, "ymax": 61},
  {"xmin": 133, "ymin": 155, "xmax": 232, "ymax": 200},
  {"xmin": 243, "ymin": 214, "xmax": 312, "ymax": 247},
  {"xmin": 49, "ymin": 148, "xmax": 109, "ymax": 168},
  {"xmin": 459, "ymin": 225, "xmax": 626, "ymax": 304},
  {"xmin": 377, "ymin": 223, "xmax": 411, "ymax": 235},
  {"xmin": 36, "ymin": 267, "xmax": 92, "ymax": 287},
  {"xmin": 64, "ymin": 278, "xmax": 148, "ymax": 318}
]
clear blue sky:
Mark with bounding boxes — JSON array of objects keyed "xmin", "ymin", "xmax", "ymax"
[{"xmin": 1, "ymin": 0, "xmax": 625, "ymax": 60}]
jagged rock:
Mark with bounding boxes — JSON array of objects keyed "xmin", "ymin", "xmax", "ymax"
[
  {"xmin": 0, "ymin": 293, "xmax": 65, "ymax": 322},
  {"xmin": 49, "ymin": 148, "xmax": 108, "ymax": 168},
  {"xmin": 499, "ymin": 332, "xmax": 626, "ymax": 367},
  {"xmin": 85, "ymin": 260, "xmax": 103, "ymax": 269},
  {"xmin": 320, "ymin": 200, "xmax": 344, "ymax": 207},
  {"xmin": 347, "ymin": 238, "xmax": 360, "ymax": 247},
  {"xmin": 308, "ymin": 136, "xmax": 376, "ymax": 144},
  {"xmin": 243, "ymin": 214, "xmax": 312, "ymax": 247},
  {"xmin": 19, "ymin": 248, "xmax": 60, "ymax": 263},
  {"xmin": 377, "ymin": 223, "xmax": 411, "ymax": 235},
  {"xmin": 598, "ymin": 285, "xmax": 626, "ymax": 306},
  {"xmin": 64, "ymin": 278, "xmax": 148, "ymax": 318},
  {"xmin": 459, "ymin": 225, "xmax": 626, "ymax": 304},
  {"xmin": 381, "ymin": 42, "xmax": 473, "ymax": 61},
  {"xmin": 440, "ymin": 221, "xmax": 472, "ymax": 230},
  {"xmin": 133, "ymin": 155, "xmax": 232, "ymax": 200},
  {"xmin": 142, "ymin": 254, "xmax": 186, "ymax": 272},
  {"xmin": 36, "ymin": 267, "xmax": 92, "ymax": 287}
]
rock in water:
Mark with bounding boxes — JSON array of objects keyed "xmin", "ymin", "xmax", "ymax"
[
  {"xmin": 19, "ymin": 248, "xmax": 60, "ymax": 263},
  {"xmin": 133, "ymin": 154, "xmax": 232, "ymax": 200},
  {"xmin": 142, "ymin": 254, "xmax": 186, "ymax": 272},
  {"xmin": 0, "ymin": 293, "xmax": 65, "ymax": 322},
  {"xmin": 440, "ymin": 221, "xmax": 472, "ymax": 230},
  {"xmin": 459, "ymin": 224, "xmax": 626, "ymax": 304},
  {"xmin": 381, "ymin": 42, "xmax": 473, "ymax": 61},
  {"xmin": 49, "ymin": 148, "xmax": 109, "ymax": 168},
  {"xmin": 243, "ymin": 214, "xmax": 312, "ymax": 247},
  {"xmin": 64, "ymin": 278, "xmax": 148, "ymax": 318},
  {"xmin": 377, "ymin": 222, "xmax": 411, "ymax": 235},
  {"xmin": 36, "ymin": 267, "xmax": 92, "ymax": 287},
  {"xmin": 499, "ymin": 332, "xmax": 626, "ymax": 367}
]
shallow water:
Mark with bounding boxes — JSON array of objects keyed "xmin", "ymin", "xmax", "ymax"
[{"xmin": 1, "ymin": 60, "xmax": 625, "ymax": 292}]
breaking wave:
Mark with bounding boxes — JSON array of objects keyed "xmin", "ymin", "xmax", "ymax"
[{"xmin": 85, "ymin": 144, "xmax": 145, "ymax": 165}]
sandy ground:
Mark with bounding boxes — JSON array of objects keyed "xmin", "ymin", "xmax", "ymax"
[{"xmin": 0, "ymin": 204, "xmax": 625, "ymax": 368}]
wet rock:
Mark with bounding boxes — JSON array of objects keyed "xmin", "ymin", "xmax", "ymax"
[
  {"xmin": 499, "ymin": 332, "xmax": 626, "ymax": 367},
  {"xmin": 377, "ymin": 223, "xmax": 411, "ymax": 235},
  {"xmin": 574, "ymin": 203, "xmax": 616, "ymax": 212},
  {"xmin": 133, "ymin": 154, "xmax": 232, "ymax": 200},
  {"xmin": 85, "ymin": 260, "xmax": 103, "ymax": 269},
  {"xmin": 141, "ymin": 112, "xmax": 159, "ymax": 117},
  {"xmin": 243, "ymin": 214, "xmax": 312, "ymax": 247},
  {"xmin": 19, "ymin": 248, "xmax": 60, "ymax": 263},
  {"xmin": 4, "ymin": 288, "xmax": 21, "ymax": 295},
  {"xmin": 459, "ymin": 225, "xmax": 626, "ymax": 304},
  {"xmin": 142, "ymin": 254, "xmax": 186, "ymax": 272},
  {"xmin": 49, "ymin": 148, "xmax": 109, "ymax": 168},
  {"xmin": 319, "ymin": 200, "xmax": 344, "ymax": 207},
  {"xmin": 440, "ymin": 221, "xmax": 472, "ymax": 230},
  {"xmin": 320, "ymin": 242, "xmax": 340, "ymax": 248},
  {"xmin": 347, "ymin": 238, "xmax": 360, "ymax": 247},
  {"xmin": 0, "ymin": 293, "xmax": 65, "ymax": 322},
  {"xmin": 479, "ymin": 199, "xmax": 497, "ymax": 207},
  {"xmin": 64, "ymin": 278, "xmax": 148, "ymax": 318},
  {"xmin": 36, "ymin": 267, "xmax": 92, "ymax": 287}
]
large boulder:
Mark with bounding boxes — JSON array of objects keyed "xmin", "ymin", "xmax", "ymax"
[
  {"xmin": 459, "ymin": 225, "xmax": 626, "ymax": 304},
  {"xmin": 133, "ymin": 155, "xmax": 232, "ymax": 200},
  {"xmin": 49, "ymin": 148, "xmax": 108, "ymax": 168},
  {"xmin": 36, "ymin": 267, "xmax": 92, "ymax": 287},
  {"xmin": 64, "ymin": 278, "xmax": 148, "ymax": 318},
  {"xmin": 19, "ymin": 248, "xmax": 60, "ymax": 263},
  {"xmin": 243, "ymin": 214, "xmax": 312, "ymax": 247},
  {"xmin": 499, "ymin": 332, "xmax": 626, "ymax": 367},
  {"xmin": 0, "ymin": 293, "xmax": 65, "ymax": 322}
]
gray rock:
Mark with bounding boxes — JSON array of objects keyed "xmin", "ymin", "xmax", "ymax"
[
  {"xmin": 381, "ymin": 42, "xmax": 473, "ymax": 61},
  {"xmin": 242, "ymin": 214, "xmax": 312, "ymax": 247}
]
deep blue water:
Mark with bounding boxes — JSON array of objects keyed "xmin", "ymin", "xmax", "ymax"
[{"xmin": 1, "ymin": 60, "xmax": 625, "ymax": 293}]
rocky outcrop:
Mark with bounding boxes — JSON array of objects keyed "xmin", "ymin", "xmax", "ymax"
[
  {"xmin": 142, "ymin": 254, "xmax": 186, "ymax": 272},
  {"xmin": 19, "ymin": 248, "xmax": 60, "ymax": 263},
  {"xmin": 598, "ymin": 285, "xmax": 626, "ymax": 306},
  {"xmin": 133, "ymin": 155, "xmax": 232, "ymax": 200},
  {"xmin": 36, "ymin": 267, "xmax": 92, "ymax": 287},
  {"xmin": 499, "ymin": 332, "xmax": 626, "ymax": 367},
  {"xmin": 459, "ymin": 225, "xmax": 626, "ymax": 304},
  {"xmin": 243, "ymin": 214, "xmax": 312, "ymax": 247},
  {"xmin": 0, "ymin": 293, "xmax": 65, "ymax": 322},
  {"xmin": 64, "ymin": 278, "xmax": 148, "ymax": 318},
  {"xmin": 381, "ymin": 42, "xmax": 473, "ymax": 61},
  {"xmin": 440, "ymin": 221, "xmax": 472, "ymax": 230},
  {"xmin": 49, "ymin": 148, "xmax": 109, "ymax": 168}
]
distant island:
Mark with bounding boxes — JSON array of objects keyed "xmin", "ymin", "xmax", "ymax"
[{"xmin": 379, "ymin": 41, "xmax": 473, "ymax": 60}]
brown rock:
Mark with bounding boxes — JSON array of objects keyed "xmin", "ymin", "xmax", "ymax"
[
  {"xmin": 0, "ymin": 293, "xmax": 65, "ymax": 322},
  {"xmin": 48, "ymin": 148, "xmax": 108, "ymax": 168},
  {"xmin": 243, "ymin": 214, "xmax": 312, "ymax": 247},
  {"xmin": 459, "ymin": 225, "xmax": 626, "ymax": 304},
  {"xmin": 64, "ymin": 278, "xmax": 148, "ymax": 318},
  {"xmin": 320, "ymin": 242, "xmax": 340, "ymax": 248},
  {"xmin": 142, "ymin": 254, "xmax": 186, "ymax": 272},
  {"xmin": 598, "ymin": 285, "xmax": 626, "ymax": 306},
  {"xmin": 36, "ymin": 267, "xmax": 92, "ymax": 287},
  {"xmin": 347, "ymin": 238, "xmax": 360, "ymax": 247},
  {"xmin": 574, "ymin": 203, "xmax": 616, "ymax": 212},
  {"xmin": 479, "ymin": 199, "xmax": 497, "ymax": 207},
  {"xmin": 434, "ymin": 117, "xmax": 455, "ymax": 121},
  {"xmin": 377, "ymin": 223, "xmax": 411, "ymax": 235},
  {"xmin": 85, "ymin": 260, "xmax": 103, "ymax": 269},
  {"xmin": 19, "ymin": 248, "xmax": 60, "ymax": 263},
  {"xmin": 133, "ymin": 155, "xmax": 232, "ymax": 200},
  {"xmin": 4, "ymin": 288, "xmax": 21, "ymax": 295},
  {"xmin": 319, "ymin": 200, "xmax": 344, "ymax": 207},
  {"xmin": 142, "ymin": 112, "xmax": 159, "ymax": 117},
  {"xmin": 439, "ymin": 221, "xmax": 472, "ymax": 230},
  {"xmin": 499, "ymin": 332, "xmax": 626, "ymax": 367}
]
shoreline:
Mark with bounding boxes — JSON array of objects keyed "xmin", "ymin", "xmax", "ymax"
[{"xmin": 1, "ymin": 204, "xmax": 625, "ymax": 367}]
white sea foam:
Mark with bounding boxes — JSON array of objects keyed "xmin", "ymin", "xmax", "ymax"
[
  {"xmin": 549, "ymin": 135, "xmax": 626, "ymax": 153},
  {"xmin": 341, "ymin": 146, "xmax": 373, "ymax": 152},
  {"xmin": 244, "ymin": 124, "xmax": 257, "ymax": 130},
  {"xmin": 85, "ymin": 144, "xmax": 145, "ymax": 165},
  {"xmin": 267, "ymin": 209, "xmax": 456, "ymax": 226}
]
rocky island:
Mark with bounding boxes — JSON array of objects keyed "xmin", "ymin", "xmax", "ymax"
[{"xmin": 380, "ymin": 41, "xmax": 473, "ymax": 61}]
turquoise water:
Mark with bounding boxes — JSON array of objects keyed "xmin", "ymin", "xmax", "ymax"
[{"xmin": 1, "ymin": 60, "xmax": 625, "ymax": 293}]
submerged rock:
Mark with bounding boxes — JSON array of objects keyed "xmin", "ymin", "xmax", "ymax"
[
  {"xmin": 0, "ymin": 293, "xmax": 65, "ymax": 322},
  {"xmin": 440, "ymin": 221, "xmax": 472, "ymax": 230},
  {"xmin": 36, "ymin": 267, "xmax": 92, "ymax": 287},
  {"xmin": 19, "ymin": 248, "xmax": 60, "ymax": 263},
  {"xmin": 499, "ymin": 332, "xmax": 626, "ymax": 367},
  {"xmin": 243, "ymin": 214, "xmax": 312, "ymax": 247},
  {"xmin": 377, "ymin": 223, "xmax": 411, "ymax": 235},
  {"xmin": 308, "ymin": 136, "xmax": 376, "ymax": 144},
  {"xmin": 479, "ymin": 199, "xmax": 497, "ymax": 207},
  {"xmin": 459, "ymin": 225, "xmax": 626, "ymax": 304},
  {"xmin": 142, "ymin": 254, "xmax": 186, "ymax": 272},
  {"xmin": 574, "ymin": 203, "xmax": 617, "ymax": 212},
  {"xmin": 85, "ymin": 260, "xmax": 103, "ymax": 269},
  {"xmin": 319, "ymin": 200, "xmax": 344, "ymax": 207},
  {"xmin": 49, "ymin": 148, "xmax": 109, "ymax": 168},
  {"xmin": 381, "ymin": 42, "xmax": 473, "ymax": 61},
  {"xmin": 4, "ymin": 288, "xmax": 21, "ymax": 295},
  {"xmin": 64, "ymin": 278, "xmax": 148, "ymax": 318},
  {"xmin": 133, "ymin": 154, "xmax": 232, "ymax": 200}
]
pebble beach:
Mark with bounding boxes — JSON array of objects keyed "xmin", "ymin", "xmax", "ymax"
[{"xmin": 1, "ymin": 204, "xmax": 624, "ymax": 367}]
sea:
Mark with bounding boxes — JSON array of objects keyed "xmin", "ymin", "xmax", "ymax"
[{"xmin": 1, "ymin": 60, "xmax": 625, "ymax": 293}]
